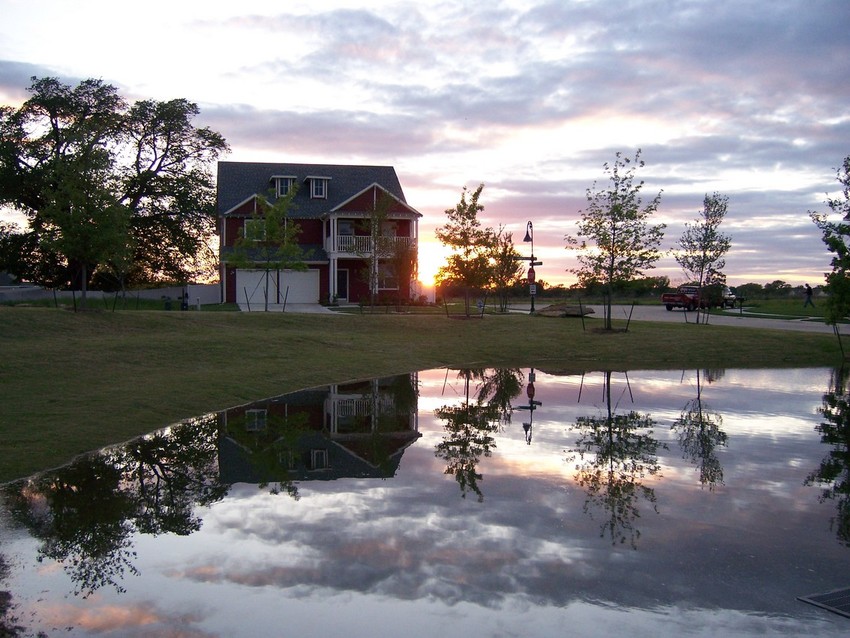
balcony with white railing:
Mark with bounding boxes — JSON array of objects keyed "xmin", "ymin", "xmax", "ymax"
[{"xmin": 333, "ymin": 235, "xmax": 414, "ymax": 255}]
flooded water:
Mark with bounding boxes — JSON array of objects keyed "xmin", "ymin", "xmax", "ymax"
[{"xmin": 2, "ymin": 367, "xmax": 849, "ymax": 637}]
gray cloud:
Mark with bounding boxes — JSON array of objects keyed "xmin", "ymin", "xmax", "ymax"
[
  {"xmin": 200, "ymin": 103, "xmax": 437, "ymax": 157},
  {"xmin": 0, "ymin": 60, "xmax": 80, "ymax": 101}
]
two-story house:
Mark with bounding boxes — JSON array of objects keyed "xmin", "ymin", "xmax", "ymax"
[{"xmin": 217, "ymin": 161, "xmax": 421, "ymax": 306}]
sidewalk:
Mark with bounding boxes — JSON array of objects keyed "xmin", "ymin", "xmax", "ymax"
[{"xmin": 511, "ymin": 302, "xmax": 844, "ymax": 335}]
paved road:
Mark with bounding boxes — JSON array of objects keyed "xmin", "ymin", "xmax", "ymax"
[
  {"xmin": 243, "ymin": 300, "xmax": 843, "ymax": 335},
  {"xmin": 561, "ymin": 303, "xmax": 843, "ymax": 335}
]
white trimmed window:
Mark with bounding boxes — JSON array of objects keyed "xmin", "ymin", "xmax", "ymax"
[
  {"xmin": 275, "ymin": 176, "xmax": 296, "ymax": 197},
  {"xmin": 309, "ymin": 449, "xmax": 329, "ymax": 470},
  {"xmin": 307, "ymin": 176, "xmax": 330, "ymax": 199},
  {"xmin": 378, "ymin": 262, "xmax": 399, "ymax": 290},
  {"xmin": 244, "ymin": 219, "xmax": 265, "ymax": 241},
  {"xmin": 245, "ymin": 409, "xmax": 267, "ymax": 432}
]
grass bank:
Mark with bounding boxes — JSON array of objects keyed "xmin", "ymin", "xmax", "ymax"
[{"xmin": 0, "ymin": 306, "xmax": 843, "ymax": 483}]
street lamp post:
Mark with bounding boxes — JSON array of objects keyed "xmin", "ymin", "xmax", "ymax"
[{"xmin": 523, "ymin": 221, "xmax": 542, "ymax": 314}]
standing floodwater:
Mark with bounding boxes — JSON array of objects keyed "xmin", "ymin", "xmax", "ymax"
[{"xmin": 1, "ymin": 367, "xmax": 848, "ymax": 637}]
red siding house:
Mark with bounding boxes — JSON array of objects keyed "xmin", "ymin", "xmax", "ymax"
[{"xmin": 217, "ymin": 161, "xmax": 421, "ymax": 306}]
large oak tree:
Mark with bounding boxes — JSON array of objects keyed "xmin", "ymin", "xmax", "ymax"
[{"xmin": 0, "ymin": 77, "xmax": 228, "ymax": 292}]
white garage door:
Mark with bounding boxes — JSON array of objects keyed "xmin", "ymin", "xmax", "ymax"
[{"xmin": 236, "ymin": 269, "xmax": 320, "ymax": 305}]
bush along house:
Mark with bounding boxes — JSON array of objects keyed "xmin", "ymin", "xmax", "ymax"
[{"xmin": 217, "ymin": 161, "xmax": 422, "ymax": 306}]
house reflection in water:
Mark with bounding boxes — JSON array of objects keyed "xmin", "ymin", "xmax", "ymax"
[{"xmin": 218, "ymin": 374, "xmax": 421, "ymax": 485}]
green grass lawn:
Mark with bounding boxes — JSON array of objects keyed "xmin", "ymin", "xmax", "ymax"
[
  {"xmin": 737, "ymin": 297, "xmax": 829, "ymax": 319},
  {"xmin": 0, "ymin": 305, "xmax": 844, "ymax": 483}
]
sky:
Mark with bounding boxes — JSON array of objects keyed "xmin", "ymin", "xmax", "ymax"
[{"xmin": 0, "ymin": 0, "xmax": 848, "ymax": 288}]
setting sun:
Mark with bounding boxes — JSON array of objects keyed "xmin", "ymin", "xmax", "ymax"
[{"xmin": 417, "ymin": 239, "xmax": 450, "ymax": 286}]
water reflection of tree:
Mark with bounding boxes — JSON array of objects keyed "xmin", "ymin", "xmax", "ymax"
[
  {"xmin": 0, "ymin": 554, "xmax": 31, "ymax": 638},
  {"xmin": 568, "ymin": 371, "xmax": 664, "ymax": 548},
  {"xmin": 477, "ymin": 368, "xmax": 523, "ymax": 425},
  {"xmin": 363, "ymin": 374, "xmax": 420, "ymax": 477},
  {"xmin": 434, "ymin": 368, "xmax": 522, "ymax": 501},
  {"xmin": 672, "ymin": 369, "xmax": 728, "ymax": 490},
  {"xmin": 4, "ymin": 454, "xmax": 140, "ymax": 597},
  {"xmin": 118, "ymin": 416, "xmax": 230, "ymax": 532},
  {"xmin": 805, "ymin": 366, "xmax": 850, "ymax": 546},
  {"xmin": 1, "ymin": 414, "xmax": 228, "ymax": 598}
]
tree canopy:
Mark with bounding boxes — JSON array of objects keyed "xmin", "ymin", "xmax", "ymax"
[
  {"xmin": 566, "ymin": 150, "xmax": 664, "ymax": 329},
  {"xmin": 673, "ymin": 192, "xmax": 732, "ymax": 324},
  {"xmin": 490, "ymin": 226, "xmax": 523, "ymax": 312},
  {"xmin": 675, "ymin": 192, "xmax": 731, "ymax": 288},
  {"xmin": 226, "ymin": 187, "xmax": 307, "ymax": 310},
  {"xmin": 435, "ymin": 184, "xmax": 497, "ymax": 316},
  {"xmin": 0, "ymin": 76, "xmax": 229, "ymax": 291},
  {"xmin": 811, "ymin": 155, "xmax": 850, "ymax": 325}
]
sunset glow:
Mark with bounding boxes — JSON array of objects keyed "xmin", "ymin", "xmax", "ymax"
[{"xmin": 417, "ymin": 240, "xmax": 451, "ymax": 287}]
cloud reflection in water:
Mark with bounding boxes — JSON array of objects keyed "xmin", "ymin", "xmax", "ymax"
[{"xmin": 1, "ymin": 367, "xmax": 849, "ymax": 637}]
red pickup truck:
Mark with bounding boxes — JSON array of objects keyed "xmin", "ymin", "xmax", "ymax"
[{"xmin": 661, "ymin": 285, "xmax": 736, "ymax": 311}]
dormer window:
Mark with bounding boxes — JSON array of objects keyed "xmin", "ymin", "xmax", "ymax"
[
  {"xmin": 272, "ymin": 175, "xmax": 296, "ymax": 197},
  {"xmin": 306, "ymin": 176, "xmax": 330, "ymax": 199}
]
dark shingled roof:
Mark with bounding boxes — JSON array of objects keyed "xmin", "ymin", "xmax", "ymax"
[{"xmin": 217, "ymin": 161, "xmax": 411, "ymax": 219}]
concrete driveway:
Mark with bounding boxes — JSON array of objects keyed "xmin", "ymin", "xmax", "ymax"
[{"xmin": 237, "ymin": 303, "xmax": 339, "ymax": 313}]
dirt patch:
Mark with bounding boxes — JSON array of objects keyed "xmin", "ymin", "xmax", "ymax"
[{"xmin": 536, "ymin": 303, "xmax": 595, "ymax": 318}]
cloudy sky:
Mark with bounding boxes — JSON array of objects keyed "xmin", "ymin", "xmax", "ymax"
[{"xmin": 1, "ymin": 0, "xmax": 848, "ymax": 287}]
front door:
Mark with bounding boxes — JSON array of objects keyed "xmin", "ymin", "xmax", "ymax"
[{"xmin": 336, "ymin": 269, "xmax": 349, "ymax": 303}]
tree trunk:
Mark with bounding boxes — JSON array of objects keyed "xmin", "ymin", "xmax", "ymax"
[{"xmin": 80, "ymin": 263, "xmax": 88, "ymax": 310}]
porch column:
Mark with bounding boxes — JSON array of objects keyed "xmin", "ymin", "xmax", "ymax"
[{"xmin": 330, "ymin": 256, "xmax": 338, "ymax": 302}]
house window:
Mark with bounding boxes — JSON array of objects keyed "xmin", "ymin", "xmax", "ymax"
[
  {"xmin": 244, "ymin": 219, "xmax": 265, "ymax": 241},
  {"xmin": 279, "ymin": 450, "xmax": 296, "ymax": 472},
  {"xmin": 338, "ymin": 221, "xmax": 354, "ymax": 236},
  {"xmin": 378, "ymin": 262, "xmax": 399, "ymax": 290},
  {"xmin": 275, "ymin": 176, "xmax": 296, "ymax": 197},
  {"xmin": 245, "ymin": 409, "xmax": 267, "ymax": 432},
  {"xmin": 309, "ymin": 449, "xmax": 329, "ymax": 471},
  {"xmin": 308, "ymin": 176, "xmax": 329, "ymax": 199},
  {"xmin": 380, "ymin": 221, "xmax": 398, "ymax": 237}
]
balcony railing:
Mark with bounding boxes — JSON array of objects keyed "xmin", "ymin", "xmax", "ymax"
[{"xmin": 334, "ymin": 235, "xmax": 413, "ymax": 254}]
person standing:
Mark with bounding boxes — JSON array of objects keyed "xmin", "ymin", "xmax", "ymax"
[{"xmin": 804, "ymin": 283, "xmax": 815, "ymax": 308}]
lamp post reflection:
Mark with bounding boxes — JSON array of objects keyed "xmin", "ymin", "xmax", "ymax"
[{"xmin": 516, "ymin": 368, "xmax": 542, "ymax": 444}]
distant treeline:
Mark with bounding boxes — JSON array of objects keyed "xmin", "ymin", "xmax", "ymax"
[{"xmin": 436, "ymin": 277, "xmax": 818, "ymax": 301}]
